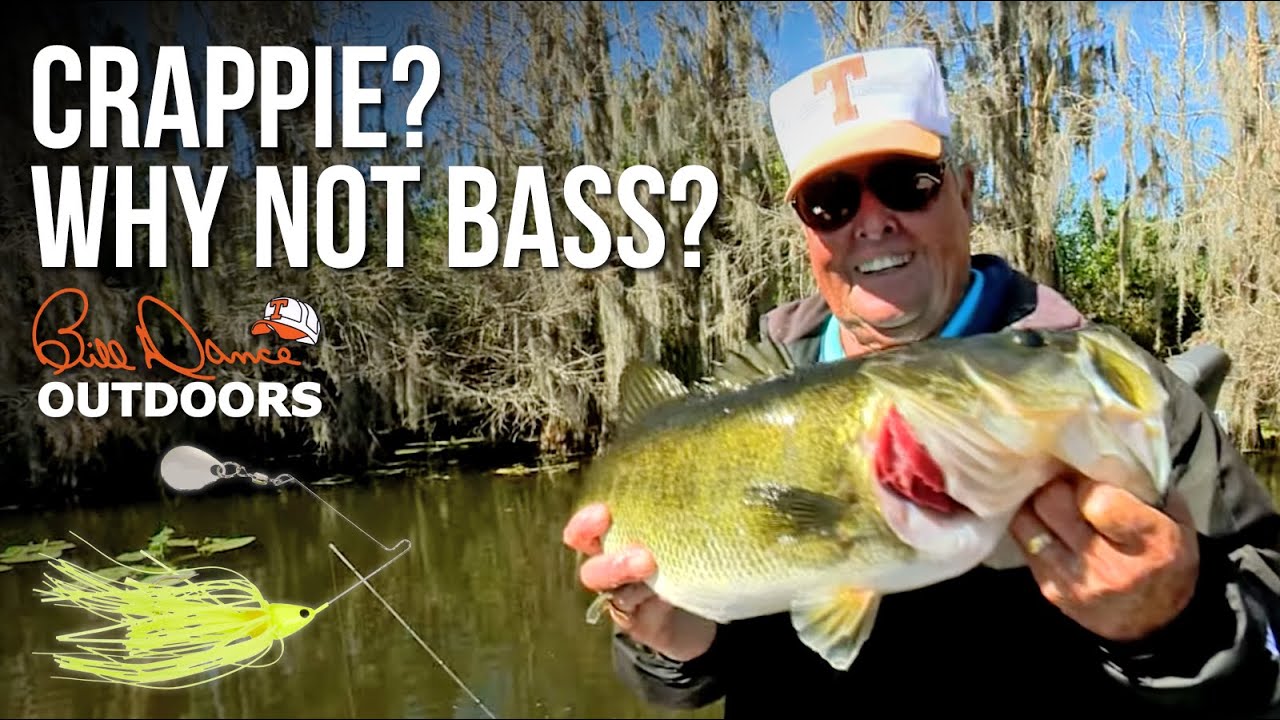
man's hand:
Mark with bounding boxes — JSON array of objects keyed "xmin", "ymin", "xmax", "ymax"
[
  {"xmin": 1010, "ymin": 474, "xmax": 1201, "ymax": 642},
  {"xmin": 563, "ymin": 503, "xmax": 717, "ymax": 662}
]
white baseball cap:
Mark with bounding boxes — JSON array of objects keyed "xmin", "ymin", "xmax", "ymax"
[
  {"xmin": 250, "ymin": 297, "xmax": 322, "ymax": 345},
  {"xmin": 770, "ymin": 46, "xmax": 951, "ymax": 202}
]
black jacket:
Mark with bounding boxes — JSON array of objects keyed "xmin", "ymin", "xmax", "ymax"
[{"xmin": 608, "ymin": 256, "xmax": 1280, "ymax": 718}]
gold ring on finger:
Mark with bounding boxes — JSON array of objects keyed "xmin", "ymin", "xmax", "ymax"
[
  {"xmin": 608, "ymin": 598, "xmax": 631, "ymax": 621},
  {"xmin": 1026, "ymin": 532, "xmax": 1054, "ymax": 556}
]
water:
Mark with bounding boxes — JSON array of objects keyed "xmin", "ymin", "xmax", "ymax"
[
  {"xmin": 5, "ymin": 454, "xmax": 1280, "ymax": 719},
  {"xmin": 0, "ymin": 464, "xmax": 722, "ymax": 719}
]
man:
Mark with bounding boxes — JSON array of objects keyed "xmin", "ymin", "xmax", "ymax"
[{"xmin": 562, "ymin": 47, "xmax": 1280, "ymax": 716}]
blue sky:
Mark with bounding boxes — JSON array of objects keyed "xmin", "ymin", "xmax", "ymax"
[
  {"xmin": 610, "ymin": 1, "xmax": 1259, "ymax": 205},
  {"xmin": 87, "ymin": 1, "xmax": 1266, "ymax": 210},
  {"xmin": 359, "ymin": 1, "xmax": 1259, "ymax": 207}
]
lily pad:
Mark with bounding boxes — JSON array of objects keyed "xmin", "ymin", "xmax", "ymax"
[
  {"xmin": 493, "ymin": 464, "xmax": 533, "ymax": 476},
  {"xmin": 165, "ymin": 538, "xmax": 200, "ymax": 548},
  {"xmin": 92, "ymin": 565, "xmax": 150, "ymax": 581},
  {"xmin": 1, "ymin": 539, "xmax": 77, "ymax": 564},
  {"xmin": 368, "ymin": 467, "xmax": 408, "ymax": 477},
  {"xmin": 3, "ymin": 551, "xmax": 51, "ymax": 564},
  {"xmin": 147, "ymin": 527, "xmax": 176, "ymax": 556},
  {"xmin": 196, "ymin": 536, "xmax": 256, "ymax": 555},
  {"xmin": 114, "ymin": 551, "xmax": 150, "ymax": 563},
  {"xmin": 0, "ymin": 565, "xmax": 11, "ymax": 573},
  {"xmin": 493, "ymin": 460, "xmax": 580, "ymax": 477}
]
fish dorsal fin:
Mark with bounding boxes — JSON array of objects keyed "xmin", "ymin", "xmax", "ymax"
[
  {"xmin": 696, "ymin": 338, "xmax": 798, "ymax": 395},
  {"xmin": 616, "ymin": 359, "xmax": 690, "ymax": 430}
]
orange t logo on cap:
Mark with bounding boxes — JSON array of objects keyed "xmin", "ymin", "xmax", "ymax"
[
  {"xmin": 267, "ymin": 298, "xmax": 289, "ymax": 320},
  {"xmin": 811, "ymin": 55, "xmax": 867, "ymax": 124}
]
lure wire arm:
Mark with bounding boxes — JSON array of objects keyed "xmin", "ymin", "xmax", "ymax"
[
  {"xmin": 211, "ymin": 456, "xmax": 413, "ymax": 607},
  {"xmin": 322, "ymin": 540, "xmax": 413, "ymax": 607},
  {"xmin": 210, "ymin": 452, "xmax": 489, "ymax": 715}
]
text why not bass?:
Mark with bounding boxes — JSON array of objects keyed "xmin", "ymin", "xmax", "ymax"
[{"xmin": 30, "ymin": 44, "xmax": 718, "ymax": 273}]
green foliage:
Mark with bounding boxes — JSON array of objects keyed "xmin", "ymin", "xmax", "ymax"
[
  {"xmin": 0, "ymin": 528, "xmax": 255, "ymax": 581},
  {"xmin": 95, "ymin": 526, "xmax": 258, "ymax": 581},
  {"xmin": 0, "ymin": 539, "xmax": 77, "ymax": 565},
  {"xmin": 1056, "ymin": 199, "xmax": 1202, "ymax": 356}
]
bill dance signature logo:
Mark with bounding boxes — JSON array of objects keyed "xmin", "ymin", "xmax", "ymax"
[{"xmin": 31, "ymin": 288, "xmax": 324, "ymax": 419}]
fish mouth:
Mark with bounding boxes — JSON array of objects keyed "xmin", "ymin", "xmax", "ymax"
[
  {"xmin": 873, "ymin": 404, "xmax": 976, "ymax": 516},
  {"xmin": 880, "ymin": 478, "xmax": 975, "ymax": 517},
  {"xmin": 871, "ymin": 473, "xmax": 1008, "ymax": 568},
  {"xmin": 868, "ymin": 325, "xmax": 1173, "ymax": 523},
  {"xmin": 868, "ymin": 403, "xmax": 1005, "ymax": 562}
]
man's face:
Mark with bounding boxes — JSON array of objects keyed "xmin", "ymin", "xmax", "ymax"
[{"xmin": 792, "ymin": 152, "xmax": 975, "ymax": 353}]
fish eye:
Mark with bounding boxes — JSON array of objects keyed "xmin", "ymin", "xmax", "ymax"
[
  {"xmin": 1011, "ymin": 329, "xmax": 1045, "ymax": 348},
  {"xmin": 300, "ymin": 609, "xmax": 310, "ymax": 618}
]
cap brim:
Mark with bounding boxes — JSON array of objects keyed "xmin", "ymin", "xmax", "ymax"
[
  {"xmin": 784, "ymin": 121, "xmax": 943, "ymax": 202},
  {"xmin": 251, "ymin": 320, "xmax": 307, "ymax": 341}
]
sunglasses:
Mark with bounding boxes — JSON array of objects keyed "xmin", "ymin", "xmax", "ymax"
[{"xmin": 790, "ymin": 158, "xmax": 947, "ymax": 233}]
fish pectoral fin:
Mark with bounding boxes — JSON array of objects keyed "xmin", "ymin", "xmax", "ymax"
[
  {"xmin": 790, "ymin": 586, "xmax": 881, "ymax": 672},
  {"xmin": 745, "ymin": 485, "xmax": 853, "ymax": 541}
]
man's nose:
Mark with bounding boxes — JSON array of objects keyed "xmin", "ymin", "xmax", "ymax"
[{"xmin": 849, "ymin": 184, "xmax": 900, "ymax": 241}]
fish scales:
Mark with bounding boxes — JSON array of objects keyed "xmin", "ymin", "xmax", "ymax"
[
  {"xmin": 576, "ymin": 325, "xmax": 1175, "ymax": 671},
  {"xmin": 584, "ymin": 368, "xmax": 914, "ymax": 604}
]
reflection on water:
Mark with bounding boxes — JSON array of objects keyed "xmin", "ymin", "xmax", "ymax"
[
  {"xmin": 5, "ymin": 454, "xmax": 1280, "ymax": 719},
  {"xmin": 0, "ymin": 465, "xmax": 721, "ymax": 719}
]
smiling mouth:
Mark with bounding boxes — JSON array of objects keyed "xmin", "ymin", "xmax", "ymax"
[{"xmin": 857, "ymin": 252, "xmax": 914, "ymax": 275}]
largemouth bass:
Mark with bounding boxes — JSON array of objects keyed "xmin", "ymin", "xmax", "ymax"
[{"xmin": 576, "ymin": 324, "xmax": 1173, "ymax": 671}]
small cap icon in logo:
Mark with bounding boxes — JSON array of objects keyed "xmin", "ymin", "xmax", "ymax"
[{"xmin": 251, "ymin": 297, "xmax": 322, "ymax": 345}]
